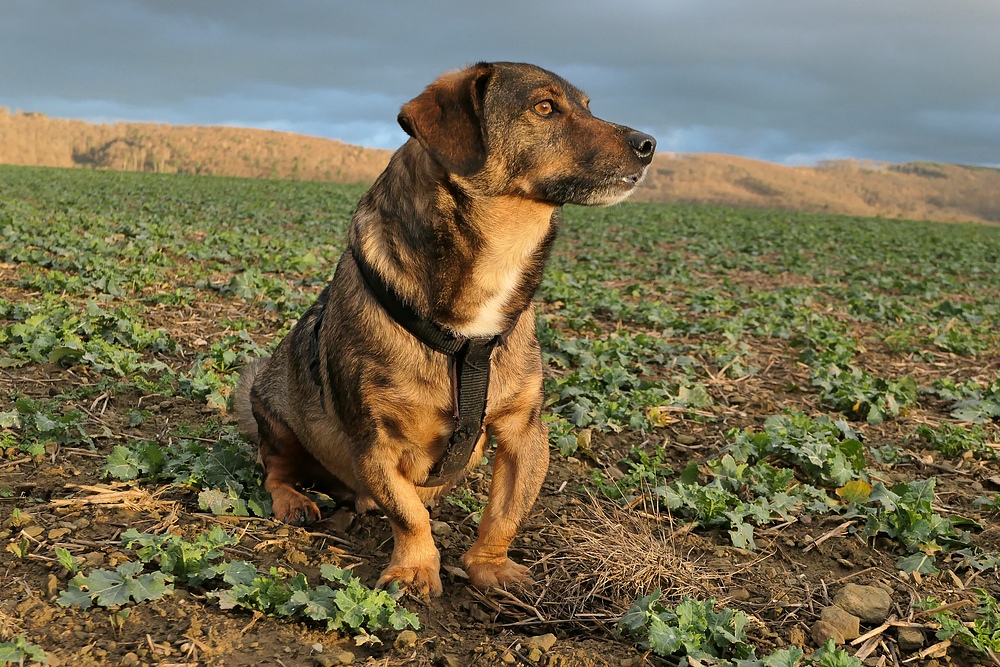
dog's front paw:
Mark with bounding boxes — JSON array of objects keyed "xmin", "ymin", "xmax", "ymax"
[
  {"xmin": 270, "ymin": 487, "xmax": 321, "ymax": 525},
  {"xmin": 377, "ymin": 562, "xmax": 443, "ymax": 598},
  {"xmin": 461, "ymin": 555, "xmax": 532, "ymax": 590}
]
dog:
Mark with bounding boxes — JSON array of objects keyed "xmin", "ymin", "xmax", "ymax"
[{"xmin": 234, "ymin": 61, "xmax": 655, "ymax": 597}]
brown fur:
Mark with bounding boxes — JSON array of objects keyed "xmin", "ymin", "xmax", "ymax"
[{"xmin": 234, "ymin": 62, "xmax": 655, "ymax": 596}]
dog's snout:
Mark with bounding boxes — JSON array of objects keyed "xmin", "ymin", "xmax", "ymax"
[{"xmin": 628, "ymin": 132, "xmax": 656, "ymax": 164}]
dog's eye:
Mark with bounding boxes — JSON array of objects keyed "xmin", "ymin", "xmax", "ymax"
[{"xmin": 533, "ymin": 100, "xmax": 555, "ymax": 116}]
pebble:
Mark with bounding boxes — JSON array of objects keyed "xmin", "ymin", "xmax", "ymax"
[
  {"xmin": 501, "ymin": 651, "xmax": 516, "ymax": 664},
  {"xmin": 527, "ymin": 648, "xmax": 543, "ymax": 663},
  {"xmin": 820, "ymin": 605, "xmax": 860, "ymax": 640},
  {"xmin": 430, "ymin": 520, "xmax": 452, "ymax": 537},
  {"xmin": 729, "ymin": 588, "xmax": 751, "ymax": 601},
  {"xmin": 122, "ymin": 653, "xmax": 139, "ymax": 667},
  {"xmin": 312, "ymin": 643, "xmax": 323, "ymax": 653},
  {"xmin": 46, "ymin": 573, "xmax": 60, "ymax": 599},
  {"xmin": 896, "ymin": 626, "xmax": 926, "ymax": 652},
  {"xmin": 522, "ymin": 633, "xmax": 557, "ymax": 653},
  {"xmin": 22, "ymin": 524, "xmax": 44, "ymax": 538},
  {"xmin": 675, "ymin": 434, "xmax": 698, "ymax": 445},
  {"xmin": 395, "ymin": 630, "xmax": 418, "ymax": 649},
  {"xmin": 833, "ymin": 583, "xmax": 893, "ymax": 624},
  {"xmin": 810, "ymin": 620, "xmax": 845, "ymax": 646}
]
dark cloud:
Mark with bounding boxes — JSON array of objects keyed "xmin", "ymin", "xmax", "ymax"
[{"xmin": 2, "ymin": 0, "xmax": 999, "ymax": 165}]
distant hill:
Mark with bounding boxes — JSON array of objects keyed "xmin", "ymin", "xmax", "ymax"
[{"xmin": 2, "ymin": 108, "xmax": 998, "ymax": 224}]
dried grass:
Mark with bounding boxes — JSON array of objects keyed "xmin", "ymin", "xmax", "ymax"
[{"xmin": 526, "ymin": 492, "xmax": 727, "ymax": 623}]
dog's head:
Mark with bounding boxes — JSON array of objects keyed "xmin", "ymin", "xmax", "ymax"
[{"xmin": 397, "ymin": 62, "xmax": 655, "ymax": 206}]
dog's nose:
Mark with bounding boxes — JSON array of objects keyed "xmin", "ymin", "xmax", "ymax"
[{"xmin": 628, "ymin": 132, "xmax": 656, "ymax": 164}]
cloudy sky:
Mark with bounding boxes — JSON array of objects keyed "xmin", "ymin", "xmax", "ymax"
[{"xmin": 3, "ymin": 0, "xmax": 999, "ymax": 166}]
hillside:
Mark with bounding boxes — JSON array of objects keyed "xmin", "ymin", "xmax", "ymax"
[{"xmin": 2, "ymin": 108, "xmax": 998, "ymax": 223}]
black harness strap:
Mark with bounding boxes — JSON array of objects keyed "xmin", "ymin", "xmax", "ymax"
[{"xmin": 346, "ymin": 248, "xmax": 519, "ymax": 486}]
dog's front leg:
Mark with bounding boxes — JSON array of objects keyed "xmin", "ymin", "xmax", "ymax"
[
  {"xmin": 356, "ymin": 449, "xmax": 443, "ymax": 597},
  {"xmin": 462, "ymin": 409, "xmax": 548, "ymax": 589}
]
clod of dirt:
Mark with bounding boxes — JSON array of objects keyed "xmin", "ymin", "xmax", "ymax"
[
  {"xmin": 897, "ymin": 626, "xmax": 926, "ymax": 652},
  {"xmin": 819, "ymin": 605, "xmax": 860, "ymax": 641},
  {"xmin": 810, "ymin": 620, "xmax": 845, "ymax": 646},
  {"xmin": 394, "ymin": 630, "xmax": 418, "ymax": 649},
  {"xmin": 523, "ymin": 633, "xmax": 558, "ymax": 653},
  {"xmin": 430, "ymin": 520, "xmax": 452, "ymax": 537},
  {"xmin": 832, "ymin": 583, "xmax": 893, "ymax": 624},
  {"xmin": 315, "ymin": 652, "xmax": 355, "ymax": 666}
]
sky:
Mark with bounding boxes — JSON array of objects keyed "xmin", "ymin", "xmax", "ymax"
[{"xmin": 2, "ymin": 0, "xmax": 999, "ymax": 167}]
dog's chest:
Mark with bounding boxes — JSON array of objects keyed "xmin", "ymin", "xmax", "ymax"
[{"xmin": 453, "ymin": 231, "xmax": 541, "ymax": 337}]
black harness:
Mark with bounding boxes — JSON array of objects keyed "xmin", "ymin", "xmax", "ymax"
[{"xmin": 345, "ymin": 248, "xmax": 519, "ymax": 486}]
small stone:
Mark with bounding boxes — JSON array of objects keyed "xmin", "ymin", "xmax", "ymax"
[
  {"xmin": 48, "ymin": 527, "xmax": 71, "ymax": 540},
  {"xmin": 501, "ymin": 651, "xmax": 516, "ymax": 664},
  {"xmin": 811, "ymin": 620, "xmax": 845, "ymax": 646},
  {"xmin": 833, "ymin": 583, "xmax": 893, "ymax": 624},
  {"xmin": 820, "ymin": 605, "xmax": 861, "ymax": 640},
  {"xmin": 528, "ymin": 647, "xmax": 543, "ymax": 663},
  {"xmin": 327, "ymin": 509, "xmax": 354, "ymax": 533},
  {"xmin": 430, "ymin": 520, "xmax": 452, "ymax": 537},
  {"xmin": 789, "ymin": 626, "xmax": 807, "ymax": 647},
  {"xmin": 896, "ymin": 626, "xmax": 926, "ymax": 652},
  {"xmin": 122, "ymin": 654, "xmax": 139, "ymax": 667},
  {"xmin": 312, "ymin": 643, "xmax": 324, "ymax": 653},
  {"xmin": 46, "ymin": 573, "xmax": 60, "ymax": 599},
  {"xmin": 729, "ymin": 588, "xmax": 751, "ymax": 601},
  {"xmin": 676, "ymin": 434, "xmax": 698, "ymax": 445},
  {"xmin": 22, "ymin": 524, "xmax": 44, "ymax": 538},
  {"xmin": 395, "ymin": 630, "xmax": 418, "ymax": 649},
  {"xmin": 522, "ymin": 633, "xmax": 557, "ymax": 652}
]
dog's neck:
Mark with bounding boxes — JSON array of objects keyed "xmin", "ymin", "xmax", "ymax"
[{"xmin": 350, "ymin": 140, "xmax": 559, "ymax": 337}]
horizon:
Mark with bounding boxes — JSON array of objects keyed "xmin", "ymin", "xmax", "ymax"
[{"xmin": 2, "ymin": 2, "xmax": 999, "ymax": 169}]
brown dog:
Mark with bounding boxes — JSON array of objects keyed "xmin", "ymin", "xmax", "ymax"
[{"xmin": 234, "ymin": 62, "xmax": 655, "ymax": 597}]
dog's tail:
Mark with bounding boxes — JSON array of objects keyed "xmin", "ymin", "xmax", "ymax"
[{"xmin": 233, "ymin": 357, "xmax": 269, "ymax": 445}]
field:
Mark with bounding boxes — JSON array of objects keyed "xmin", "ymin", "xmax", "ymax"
[{"xmin": 2, "ymin": 163, "xmax": 1000, "ymax": 667}]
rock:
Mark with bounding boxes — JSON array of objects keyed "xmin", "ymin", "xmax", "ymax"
[
  {"xmin": 522, "ymin": 633, "xmax": 557, "ymax": 652},
  {"xmin": 48, "ymin": 527, "xmax": 71, "ymax": 540},
  {"xmin": 896, "ymin": 626, "xmax": 926, "ymax": 652},
  {"xmin": 501, "ymin": 651, "xmax": 516, "ymax": 664},
  {"xmin": 327, "ymin": 509, "xmax": 354, "ymax": 533},
  {"xmin": 820, "ymin": 605, "xmax": 861, "ymax": 640},
  {"xmin": 729, "ymin": 588, "xmax": 751, "ymax": 601},
  {"xmin": 395, "ymin": 630, "xmax": 418, "ymax": 649},
  {"xmin": 46, "ymin": 573, "xmax": 60, "ymax": 599},
  {"xmin": 22, "ymin": 524, "xmax": 44, "ymax": 538},
  {"xmin": 788, "ymin": 626, "xmax": 807, "ymax": 647},
  {"xmin": 676, "ymin": 434, "xmax": 698, "ymax": 445},
  {"xmin": 311, "ymin": 643, "xmax": 323, "ymax": 653},
  {"xmin": 833, "ymin": 583, "xmax": 893, "ymax": 624},
  {"xmin": 811, "ymin": 620, "xmax": 845, "ymax": 646},
  {"xmin": 527, "ymin": 648, "xmax": 543, "ymax": 663},
  {"xmin": 122, "ymin": 653, "xmax": 139, "ymax": 667},
  {"xmin": 430, "ymin": 520, "xmax": 452, "ymax": 537}
]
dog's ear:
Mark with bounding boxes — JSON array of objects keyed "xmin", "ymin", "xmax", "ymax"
[{"xmin": 398, "ymin": 63, "xmax": 492, "ymax": 177}]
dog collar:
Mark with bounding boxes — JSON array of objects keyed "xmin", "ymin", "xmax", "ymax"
[{"xmin": 346, "ymin": 247, "xmax": 520, "ymax": 486}]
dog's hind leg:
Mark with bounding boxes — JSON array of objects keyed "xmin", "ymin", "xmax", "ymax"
[
  {"xmin": 250, "ymin": 388, "xmax": 322, "ymax": 525},
  {"xmin": 462, "ymin": 402, "xmax": 548, "ymax": 590}
]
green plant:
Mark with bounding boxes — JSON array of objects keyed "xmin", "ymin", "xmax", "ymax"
[
  {"xmin": 618, "ymin": 593, "xmax": 859, "ymax": 666},
  {"xmin": 102, "ymin": 429, "xmax": 272, "ymax": 517},
  {"xmin": 0, "ymin": 637, "xmax": 49, "ymax": 666},
  {"xmin": 213, "ymin": 564, "xmax": 420, "ymax": 639},
  {"xmin": 926, "ymin": 590, "xmax": 1000, "ymax": 663},
  {"xmin": 58, "ymin": 560, "xmax": 174, "ymax": 609},
  {"xmin": 850, "ymin": 478, "xmax": 972, "ymax": 573},
  {"xmin": 914, "ymin": 423, "xmax": 996, "ymax": 460}
]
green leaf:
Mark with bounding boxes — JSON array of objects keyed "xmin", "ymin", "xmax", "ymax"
[{"xmin": 897, "ymin": 553, "xmax": 939, "ymax": 575}]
